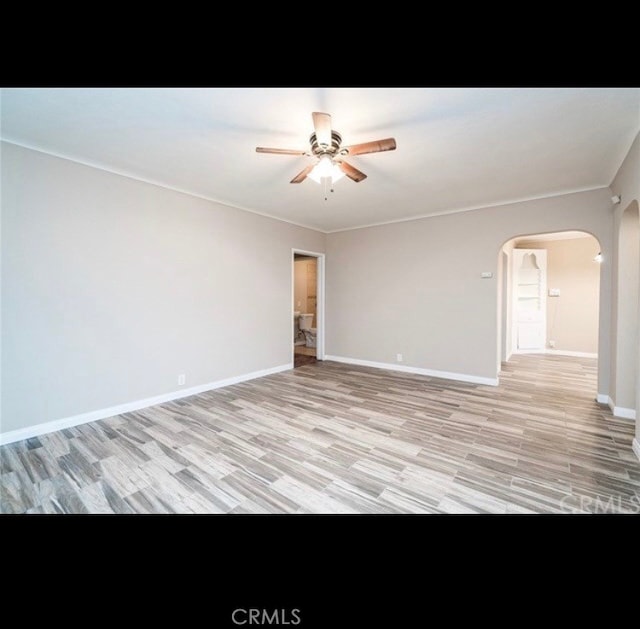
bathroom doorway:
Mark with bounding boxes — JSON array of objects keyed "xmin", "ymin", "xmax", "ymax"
[{"xmin": 292, "ymin": 249, "xmax": 325, "ymax": 368}]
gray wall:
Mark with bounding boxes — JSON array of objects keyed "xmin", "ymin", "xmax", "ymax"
[
  {"xmin": 609, "ymin": 130, "xmax": 640, "ymax": 436},
  {"xmin": 326, "ymin": 188, "xmax": 613, "ymax": 391},
  {"xmin": 1, "ymin": 143, "xmax": 325, "ymax": 433}
]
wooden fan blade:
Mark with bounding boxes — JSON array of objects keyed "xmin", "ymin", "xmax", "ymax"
[
  {"xmin": 337, "ymin": 160, "xmax": 367, "ymax": 182},
  {"xmin": 312, "ymin": 112, "xmax": 332, "ymax": 147},
  {"xmin": 256, "ymin": 147, "xmax": 307, "ymax": 155},
  {"xmin": 342, "ymin": 138, "xmax": 397, "ymax": 156},
  {"xmin": 290, "ymin": 163, "xmax": 316, "ymax": 184}
]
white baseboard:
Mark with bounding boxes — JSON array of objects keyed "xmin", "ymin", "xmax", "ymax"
[
  {"xmin": 512, "ymin": 349, "xmax": 547, "ymax": 355},
  {"xmin": 596, "ymin": 394, "xmax": 609, "ymax": 405},
  {"xmin": 545, "ymin": 349, "xmax": 598, "ymax": 358},
  {"xmin": 0, "ymin": 363, "xmax": 293, "ymax": 446},
  {"xmin": 513, "ymin": 349, "xmax": 598, "ymax": 358},
  {"xmin": 324, "ymin": 355, "xmax": 498, "ymax": 387},
  {"xmin": 602, "ymin": 396, "xmax": 637, "ymax": 420},
  {"xmin": 633, "ymin": 438, "xmax": 640, "ymax": 463},
  {"xmin": 612, "ymin": 405, "xmax": 637, "ymax": 420}
]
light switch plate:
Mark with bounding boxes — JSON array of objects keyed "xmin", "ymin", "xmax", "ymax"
[
  {"xmin": 549, "ymin": 288, "xmax": 560, "ymax": 297},
  {"xmin": 481, "ymin": 272, "xmax": 493, "ymax": 279}
]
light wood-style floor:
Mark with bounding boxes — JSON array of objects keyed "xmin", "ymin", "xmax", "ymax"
[
  {"xmin": 294, "ymin": 345, "xmax": 317, "ymax": 356},
  {"xmin": 1, "ymin": 354, "xmax": 639, "ymax": 514}
]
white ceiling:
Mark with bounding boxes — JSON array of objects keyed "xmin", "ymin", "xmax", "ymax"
[{"xmin": 1, "ymin": 87, "xmax": 638, "ymax": 233}]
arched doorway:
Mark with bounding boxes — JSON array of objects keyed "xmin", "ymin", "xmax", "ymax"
[{"xmin": 497, "ymin": 230, "xmax": 602, "ymax": 394}]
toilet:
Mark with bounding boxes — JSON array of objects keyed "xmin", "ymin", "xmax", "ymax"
[{"xmin": 298, "ymin": 313, "xmax": 317, "ymax": 348}]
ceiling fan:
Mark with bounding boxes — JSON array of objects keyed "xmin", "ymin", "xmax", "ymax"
[{"xmin": 256, "ymin": 112, "xmax": 396, "ymax": 185}]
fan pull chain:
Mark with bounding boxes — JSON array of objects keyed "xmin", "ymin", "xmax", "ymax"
[{"xmin": 321, "ymin": 177, "xmax": 336, "ymax": 200}]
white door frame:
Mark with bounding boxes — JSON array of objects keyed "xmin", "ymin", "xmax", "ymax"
[{"xmin": 292, "ymin": 249, "xmax": 325, "ymax": 364}]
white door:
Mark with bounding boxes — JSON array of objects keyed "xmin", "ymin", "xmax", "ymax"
[{"xmin": 512, "ymin": 249, "xmax": 547, "ymax": 351}]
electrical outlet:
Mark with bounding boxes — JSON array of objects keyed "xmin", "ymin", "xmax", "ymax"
[
  {"xmin": 178, "ymin": 374, "xmax": 186, "ymax": 385},
  {"xmin": 396, "ymin": 353, "xmax": 403, "ymax": 362},
  {"xmin": 549, "ymin": 341, "xmax": 556, "ymax": 348}
]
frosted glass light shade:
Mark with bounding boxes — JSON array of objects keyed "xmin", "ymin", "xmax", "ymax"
[{"xmin": 308, "ymin": 156, "xmax": 346, "ymax": 184}]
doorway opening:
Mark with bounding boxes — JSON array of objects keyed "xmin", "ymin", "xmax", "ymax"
[
  {"xmin": 292, "ymin": 249, "xmax": 324, "ymax": 368},
  {"xmin": 497, "ymin": 230, "xmax": 602, "ymax": 393}
]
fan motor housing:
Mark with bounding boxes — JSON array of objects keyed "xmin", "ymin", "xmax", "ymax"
[{"xmin": 310, "ymin": 131, "xmax": 342, "ymax": 156}]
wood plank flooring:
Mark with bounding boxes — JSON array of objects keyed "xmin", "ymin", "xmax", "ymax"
[
  {"xmin": 294, "ymin": 345, "xmax": 317, "ymax": 368},
  {"xmin": 1, "ymin": 354, "xmax": 639, "ymax": 514},
  {"xmin": 294, "ymin": 352, "xmax": 317, "ymax": 368}
]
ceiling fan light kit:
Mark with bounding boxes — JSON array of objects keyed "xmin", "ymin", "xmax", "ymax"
[
  {"xmin": 256, "ymin": 112, "xmax": 396, "ymax": 197},
  {"xmin": 307, "ymin": 155, "xmax": 345, "ymax": 184}
]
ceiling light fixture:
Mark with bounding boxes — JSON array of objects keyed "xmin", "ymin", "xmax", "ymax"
[
  {"xmin": 306, "ymin": 155, "xmax": 346, "ymax": 200},
  {"xmin": 307, "ymin": 155, "xmax": 345, "ymax": 185},
  {"xmin": 594, "ymin": 252, "xmax": 603, "ymax": 263}
]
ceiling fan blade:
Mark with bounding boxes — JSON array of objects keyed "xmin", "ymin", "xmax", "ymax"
[
  {"xmin": 312, "ymin": 112, "xmax": 332, "ymax": 147},
  {"xmin": 256, "ymin": 147, "xmax": 307, "ymax": 155},
  {"xmin": 337, "ymin": 160, "xmax": 367, "ymax": 183},
  {"xmin": 342, "ymin": 138, "xmax": 397, "ymax": 156},
  {"xmin": 290, "ymin": 163, "xmax": 316, "ymax": 184}
]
